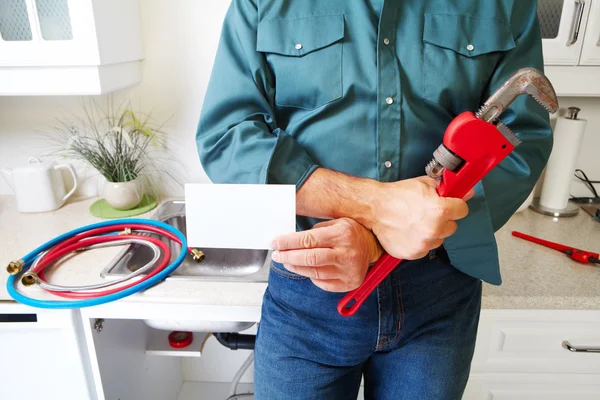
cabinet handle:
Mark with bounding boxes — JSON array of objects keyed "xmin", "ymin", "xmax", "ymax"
[
  {"xmin": 562, "ymin": 340, "xmax": 600, "ymax": 353},
  {"xmin": 0, "ymin": 314, "xmax": 37, "ymax": 323},
  {"xmin": 567, "ymin": 0, "xmax": 586, "ymax": 46}
]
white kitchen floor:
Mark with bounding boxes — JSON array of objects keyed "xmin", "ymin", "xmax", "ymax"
[{"xmin": 178, "ymin": 382, "xmax": 365, "ymax": 400}]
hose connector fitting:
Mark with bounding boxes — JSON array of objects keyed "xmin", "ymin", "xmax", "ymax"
[
  {"xmin": 21, "ymin": 271, "xmax": 39, "ymax": 287},
  {"xmin": 190, "ymin": 248, "xmax": 205, "ymax": 263},
  {"xmin": 7, "ymin": 260, "xmax": 25, "ymax": 275}
]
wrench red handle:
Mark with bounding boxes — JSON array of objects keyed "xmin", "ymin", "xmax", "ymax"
[
  {"xmin": 337, "ymin": 253, "xmax": 402, "ymax": 316},
  {"xmin": 337, "ymin": 112, "xmax": 516, "ymax": 316}
]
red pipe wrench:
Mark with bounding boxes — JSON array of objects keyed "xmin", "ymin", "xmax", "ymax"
[
  {"xmin": 337, "ymin": 68, "xmax": 559, "ymax": 317},
  {"xmin": 512, "ymin": 231, "xmax": 600, "ymax": 264}
]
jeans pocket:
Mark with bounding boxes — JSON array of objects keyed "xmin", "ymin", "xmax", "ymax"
[{"xmin": 269, "ymin": 261, "xmax": 309, "ymax": 280}]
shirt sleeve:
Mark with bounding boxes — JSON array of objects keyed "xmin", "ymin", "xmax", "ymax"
[
  {"xmin": 480, "ymin": 0, "xmax": 553, "ymax": 231},
  {"xmin": 196, "ymin": 0, "xmax": 319, "ymax": 188}
]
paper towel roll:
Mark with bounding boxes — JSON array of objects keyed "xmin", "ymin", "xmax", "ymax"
[{"xmin": 539, "ymin": 110, "xmax": 587, "ymax": 210}]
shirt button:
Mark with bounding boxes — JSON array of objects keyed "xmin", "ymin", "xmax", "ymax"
[
  {"xmin": 385, "ymin": 97, "xmax": 394, "ymax": 105},
  {"xmin": 295, "ymin": 43, "xmax": 303, "ymax": 50},
  {"xmin": 466, "ymin": 44, "xmax": 474, "ymax": 51},
  {"xmin": 383, "ymin": 37, "xmax": 390, "ymax": 45},
  {"xmin": 384, "ymin": 161, "xmax": 392, "ymax": 168}
]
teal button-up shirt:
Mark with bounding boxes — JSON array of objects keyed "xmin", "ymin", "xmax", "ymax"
[{"xmin": 197, "ymin": 0, "xmax": 552, "ymax": 285}]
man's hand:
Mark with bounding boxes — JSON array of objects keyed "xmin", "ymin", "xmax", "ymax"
[
  {"xmin": 369, "ymin": 176, "xmax": 473, "ymax": 260},
  {"xmin": 271, "ymin": 218, "xmax": 383, "ymax": 292}
]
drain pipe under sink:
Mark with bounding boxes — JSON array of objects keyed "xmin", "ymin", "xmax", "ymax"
[
  {"xmin": 213, "ymin": 333, "xmax": 256, "ymax": 400},
  {"xmin": 214, "ymin": 332, "xmax": 256, "ymax": 350}
]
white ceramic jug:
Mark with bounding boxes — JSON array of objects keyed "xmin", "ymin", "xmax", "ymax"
[{"xmin": 1, "ymin": 157, "xmax": 78, "ymax": 213}]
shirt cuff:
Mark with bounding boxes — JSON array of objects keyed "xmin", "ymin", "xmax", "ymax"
[{"xmin": 262, "ymin": 129, "xmax": 319, "ymax": 190}]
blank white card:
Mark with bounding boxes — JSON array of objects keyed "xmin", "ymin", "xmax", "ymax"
[{"xmin": 184, "ymin": 184, "xmax": 296, "ymax": 249}]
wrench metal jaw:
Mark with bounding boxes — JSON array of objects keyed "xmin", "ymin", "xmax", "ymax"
[
  {"xmin": 496, "ymin": 122, "xmax": 521, "ymax": 147},
  {"xmin": 426, "ymin": 67, "xmax": 558, "ymax": 178},
  {"xmin": 475, "ymin": 67, "xmax": 559, "ymax": 123}
]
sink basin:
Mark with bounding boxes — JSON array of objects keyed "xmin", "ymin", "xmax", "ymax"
[
  {"xmin": 100, "ymin": 200, "xmax": 271, "ymax": 282},
  {"xmin": 143, "ymin": 319, "xmax": 255, "ymax": 333}
]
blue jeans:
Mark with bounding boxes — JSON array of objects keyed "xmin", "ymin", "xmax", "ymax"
[{"xmin": 254, "ymin": 248, "xmax": 482, "ymax": 399}]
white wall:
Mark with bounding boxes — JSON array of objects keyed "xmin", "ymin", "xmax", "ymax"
[
  {"xmin": 554, "ymin": 98, "xmax": 600, "ymax": 197},
  {"xmin": 0, "ymin": 0, "xmax": 231, "ymax": 197}
]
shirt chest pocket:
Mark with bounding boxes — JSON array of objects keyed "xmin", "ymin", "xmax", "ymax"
[
  {"xmin": 257, "ymin": 15, "xmax": 344, "ymax": 110},
  {"xmin": 422, "ymin": 14, "xmax": 516, "ymax": 114}
]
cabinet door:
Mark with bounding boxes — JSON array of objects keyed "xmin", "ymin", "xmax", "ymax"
[
  {"xmin": 472, "ymin": 310, "xmax": 600, "ymax": 374},
  {"xmin": 84, "ymin": 318, "xmax": 182, "ymax": 400},
  {"xmin": 464, "ymin": 374, "xmax": 600, "ymax": 400},
  {"xmin": 580, "ymin": 0, "xmax": 600, "ymax": 64},
  {"xmin": 0, "ymin": 0, "xmax": 100, "ymax": 66},
  {"xmin": 539, "ymin": 0, "xmax": 591, "ymax": 65},
  {"xmin": 0, "ymin": 304, "xmax": 94, "ymax": 400}
]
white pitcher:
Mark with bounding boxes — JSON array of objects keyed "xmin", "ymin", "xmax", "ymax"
[{"xmin": 1, "ymin": 157, "xmax": 78, "ymax": 213}]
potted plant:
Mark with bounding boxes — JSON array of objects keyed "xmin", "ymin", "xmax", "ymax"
[{"xmin": 56, "ymin": 99, "xmax": 169, "ymax": 211}]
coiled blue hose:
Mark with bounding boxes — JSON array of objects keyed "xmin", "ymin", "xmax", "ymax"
[{"xmin": 6, "ymin": 218, "xmax": 187, "ymax": 309}]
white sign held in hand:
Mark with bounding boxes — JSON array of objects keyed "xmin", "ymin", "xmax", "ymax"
[{"xmin": 184, "ymin": 184, "xmax": 296, "ymax": 249}]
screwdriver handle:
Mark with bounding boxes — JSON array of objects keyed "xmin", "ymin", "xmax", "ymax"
[
  {"xmin": 511, "ymin": 231, "xmax": 572, "ymax": 253},
  {"xmin": 512, "ymin": 231, "xmax": 599, "ymax": 263}
]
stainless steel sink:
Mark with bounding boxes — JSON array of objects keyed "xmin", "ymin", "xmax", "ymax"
[{"xmin": 100, "ymin": 200, "xmax": 271, "ymax": 282}]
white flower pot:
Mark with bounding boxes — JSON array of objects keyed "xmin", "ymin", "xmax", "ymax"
[{"xmin": 103, "ymin": 178, "xmax": 144, "ymax": 210}]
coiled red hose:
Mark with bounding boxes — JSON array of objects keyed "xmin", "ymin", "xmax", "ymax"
[{"xmin": 32, "ymin": 224, "xmax": 179, "ymax": 299}]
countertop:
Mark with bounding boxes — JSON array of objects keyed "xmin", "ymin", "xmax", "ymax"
[
  {"xmin": 1, "ymin": 195, "xmax": 599, "ymax": 310},
  {"xmin": 485, "ymin": 205, "xmax": 600, "ymax": 309},
  {"xmin": 0, "ymin": 196, "xmax": 267, "ymax": 308}
]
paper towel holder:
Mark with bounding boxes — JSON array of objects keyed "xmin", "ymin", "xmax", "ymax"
[
  {"xmin": 566, "ymin": 107, "xmax": 581, "ymax": 119},
  {"xmin": 530, "ymin": 106, "xmax": 583, "ymax": 218},
  {"xmin": 529, "ymin": 197, "xmax": 579, "ymax": 217}
]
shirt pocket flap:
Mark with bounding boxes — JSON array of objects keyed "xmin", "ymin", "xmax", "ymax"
[
  {"xmin": 257, "ymin": 15, "xmax": 344, "ymax": 56},
  {"xmin": 423, "ymin": 13, "xmax": 516, "ymax": 57}
]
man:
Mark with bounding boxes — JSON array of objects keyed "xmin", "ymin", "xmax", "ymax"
[{"xmin": 197, "ymin": 1, "xmax": 551, "ymax": 398}]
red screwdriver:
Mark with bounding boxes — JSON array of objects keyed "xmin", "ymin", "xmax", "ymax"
[{"xmin": 512, "ymin": 231, "xmax": 600, "ymax": 264}]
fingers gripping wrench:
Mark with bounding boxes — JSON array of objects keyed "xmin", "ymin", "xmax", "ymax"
[{"xmin": 337, "ymin": 68, "xmax": 559, "ymax": 317}]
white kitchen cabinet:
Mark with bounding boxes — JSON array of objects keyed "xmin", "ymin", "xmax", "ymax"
[
  {"xmin": 465, "ymin": 309, "xmax": 600, "ymax": 400},
  {"xmin": 78, "ymin": 303, "xmax": 260, "ymax": 400},
  {"xmin": 472, "ymin": 310, "xmax": 600, "ymax": 374},
  {"xmin": 580, "ymin": 0, "xmax": 600, "ymax": 64},
  {"xmin": 464, "ymin": 373, "xmax": 600, "ymax": 400},
  {"xmin": 0, "ymin": 0, "xmax": 143, "ymax": 95},
  {"xmin": 539, "ymin": 0, "xmax": 592, "ymax": 65},
  {"xmin": 80, "ymin": 317, "xmax": 257, "ymax": 400},
  {"xmin": 77, "ymin": 307, "xmax": 600, "ymax": 400},
  {"xmin": 84, "ymin": 318, "xmax": 183, "ymax": 400},
  {"xmin": 537, "ymin": 0, "xmax": 600, "ymax": 96},
  {"xmin": 0, "ymin": 303, "xmax": 95, "ymax": 400}
]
